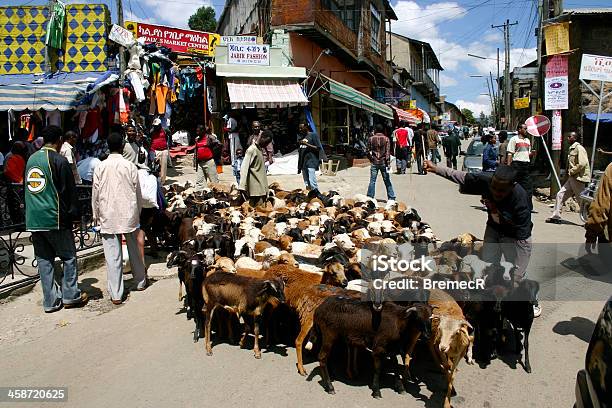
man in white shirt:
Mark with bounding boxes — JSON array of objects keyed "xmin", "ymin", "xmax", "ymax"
[
  {"xmin": 92, "ymin": 132, "xmax": 147, "ymax": 304},
  {"xmin": 507, "ymin": 123, "xmax": 535, "ymax": 211},
  {"xmin": 225, "ymin": 112, "xmax": 241, "ymax": 167},
  {"xmin": 60, "ymin": 130, "xmax": 82, "ymax": 184}
]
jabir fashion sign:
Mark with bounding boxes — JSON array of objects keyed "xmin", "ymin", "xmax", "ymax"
[
  {"xmin": 228, "ymin": 44, "xmax": 270, "ymax": 66},
  {"xmin": 125, "ymin": 21, "xmax": 220, "ymax": 57}
]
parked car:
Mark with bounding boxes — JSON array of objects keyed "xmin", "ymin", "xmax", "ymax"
[
  {"xmin": 461, "ymin": 138, "xmax": 499, "ymax": 173},
  {"xmin": 575, "ymin": 296, "xmax": 611, "ymax": 408}
]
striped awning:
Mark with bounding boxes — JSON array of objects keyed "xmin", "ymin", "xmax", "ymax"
[
  {"xmin": 390, "ymin": 105, "xmax": 414, "ymax": 124},
  {"xmin": 0, "ymin": 83, "xmax": 88, "ymax": 111},
  {"xmin": 322, "ymin": 75, "xmax": 393, "ymax": 120},
  {"xmin": 226, "ymin": 80, "xmax": 309, "ymax": 109}
]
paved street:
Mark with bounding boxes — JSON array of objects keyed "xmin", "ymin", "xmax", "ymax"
[{"xmin": 1, "ymin": 147, "xmax": 610, "ymax": 408}]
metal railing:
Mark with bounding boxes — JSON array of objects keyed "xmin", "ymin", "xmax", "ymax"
[{"xmin": 0, "ymin": 184, "xmax": 101, "ymax": 295}]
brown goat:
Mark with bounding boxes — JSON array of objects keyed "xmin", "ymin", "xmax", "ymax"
[
  {"xmin": 202, "ymin": 272, "xmax": 285, "ymax": 359},
  {"xmin": 428, "ymin": 289, "xmax": 474, "ymax": 408}
]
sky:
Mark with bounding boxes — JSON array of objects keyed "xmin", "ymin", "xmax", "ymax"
[{"xmin": 18, "ymin": 0, "xmax": 612, "ymax": 116}]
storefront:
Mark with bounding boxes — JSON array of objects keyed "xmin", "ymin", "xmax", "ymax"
[
  {"xmin": 214, "ymin": 45, "xmax": 310, "ymax": 155},
  {"xmin": 308, "ymin": 74, "xmax": 394, "ymax": 149}
]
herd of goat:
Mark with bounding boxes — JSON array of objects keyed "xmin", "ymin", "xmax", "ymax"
[{"xmin": 154, "ymin": 181, "xmax": 539, "ymax": 408}]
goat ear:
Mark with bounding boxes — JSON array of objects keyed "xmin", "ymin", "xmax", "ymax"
[
  {"xmin": 404, "ymin": 306, "xmax": 418, "ymax": 318},
  {"xmin": 461, "ymin": 320, "xmax": 474, "ymax": 334}
]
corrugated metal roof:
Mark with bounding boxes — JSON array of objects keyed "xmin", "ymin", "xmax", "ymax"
[{"xmin": 564, "ymin": 8, "xmax": 612, "ymax": 15}]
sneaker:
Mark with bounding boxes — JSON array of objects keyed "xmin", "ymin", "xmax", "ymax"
[
  {"xmin": 545, "ymin": 217, "xmax": 562, "ymax": 224},
  {"xmin": 64, "ymin": 292, "xmax": 89, "ymax": 309},
  {"xmin": 533, "ymin": 304, "xmax": 542, "ymax": 318}
]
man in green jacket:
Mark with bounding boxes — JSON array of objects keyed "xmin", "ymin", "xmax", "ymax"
[
  {"xmin": 547, "ymin": 131, "xmax": 591, "ymax": 223},
  {"xmin": 25, "ymin": 126, "xmax": 88, "ymax": 312},
  {"xmin": 239, "ymin": 130, "xmax": 271, "ymax": 207}
]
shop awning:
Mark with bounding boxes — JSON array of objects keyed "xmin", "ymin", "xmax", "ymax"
[
  {"xmin": 585, "ymin": 112, "xmax": 612, "ymax": 124},
  {"xmin": 226, "ymin": 79, "xmax": 309, "ymax": 109},
  {"xmin": 0, "ymin": 83, "xmax": 89, "ymax": 111},
  {"xmin": 216, "ymin": 64, "xmax": 307, "ymax": 79},
  {"xmin": 390, "ymin": 105, "xmax": 414, "ymax": 124},
  {"xmin": 322, "ymin": 75, "xmax": 393, "ymax": 120}
]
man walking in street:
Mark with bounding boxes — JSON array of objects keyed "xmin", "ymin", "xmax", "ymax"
[
  {"xmin": 443, "ymin": 127, "xmax": 461, "ymax": 170},
  {"xmin": 482, "ymin": 133, "xmax": 498, "ymax": 172},
  {"xmin": 427, "ymin": 125, "xmax": 441, "ymax": 164},
  {"xmin": 393, "ymin": 122, "xmax": 410, "ymax": 174},
  {"xmin": 240, "ymin": 130, "xmax": 272, "ymax": 207},
  {"xmin": 413, "ymin": 124, "xmax": 428, "ymax": 175},
  {"xmin": 248, "ymin": 121, "xmax": 274, "ymax": 172},
  {"xmin": 507, "ymin": 123, "xmax": 535, "ymax": 211},
  {"xmin": 423, "ymin": 159, "xmax": 540, "ymax": 316},
  {"xmin": 298, "ymin": 123, "xmax": 326, "ymax": 191},
  {"xmin": 224, "ymin": 111, "xmax": 241, "ymax": 171},
  {"xmin": 92, "ymin": 132, "xmax": 147, "ymax": 305},
  {"xmin": 25, "ymin": 125, "xmax": 88, "ymax": 313},
  {"xmin": 547, "ymin": 131, "xmax": 591, "ymax": 223},
  {"xmin": 193, "ymin": 124, "xmax": 220, "ymax": 190},
  {"xmin": 367, "ymin": 124, "xmax": 396, "ymax": 202}
]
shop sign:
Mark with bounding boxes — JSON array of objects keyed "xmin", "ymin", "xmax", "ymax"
[
  {"xmin": 125, "ymin": 21, "xmax": 220, "ymax": 56},
  {"xmin": 514, "ymin": 97, "xmax": 530, "ymax": 110},
  {"xmin": 221, "ymin": 36, "xmax": 257, "ymax": 45},
  {"xmin": 544, "ymin": 22, "xmax": 570, "ymax": 55},
  {"xmin": 580, "ymin": 54, "xmax": 612, "ymax": 83},
  {"xmin": 228, "ymin": 43, "xmax": 270, "ymax": 65},
  {"xmin": 109, "ymin": 24, "xmax": 135, "ymax": 47},
  {"xmin": 545, "ymin": 55, "xmax": 568, "ymax": 110}
]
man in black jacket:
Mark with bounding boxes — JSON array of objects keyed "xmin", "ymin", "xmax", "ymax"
[
  {"xmin": 297, "ymin": 123, "xmax": 326, "ymax": 192},
  {"xmin": 424, "ymin": 160, "xmax": 540, "ymax": 315}
]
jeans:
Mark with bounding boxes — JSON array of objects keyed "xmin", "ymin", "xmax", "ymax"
[
  {"xmin": 446, "ymin": 155, "xmax": 457, "ymax": 170},
  {"xmin": 31, "ymin": 229, "xmax": 81, "ymax": 312},
  {"xmin": 396, "ymin": 147, "xmax": 409, "ymax": 174},
  {"xmin": 302, "ymin": 166, "xmax": 318, "ymax": 190},
  {"xmin": 415, "ymin": 151, "xmax": 425, "ymax": 174},
  {"xmin": 367, "ymin": 164, "xmax": 396, "ymax": 200}
]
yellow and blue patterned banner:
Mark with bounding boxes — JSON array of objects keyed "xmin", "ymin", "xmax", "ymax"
[{"xmin": 0, "ymin": 4, "xmax": 109, "ymax": 75}]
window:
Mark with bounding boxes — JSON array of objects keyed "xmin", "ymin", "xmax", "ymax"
[
  {"xmin": 370, "ymin": 3, "xmax": 381, "ymax": 53},
  {"xmin": 322, "ymin": 0, "xmax": 359, "ymax": 31}
]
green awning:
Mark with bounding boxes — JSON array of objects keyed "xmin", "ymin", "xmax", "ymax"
[{"xmin": 322, "ymin": 75, "xmax": 393, "ymax": 120}]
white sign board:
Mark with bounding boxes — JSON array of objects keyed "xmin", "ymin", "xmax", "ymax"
[
  {"xmin": 109, "ymin": 24, "xmax": 135, "ymax": 47},
  {"xmin": 544, "ymin": 77, "xmax": 569, "ymax": 110},
  {"xmin": 228, "ymin": 43, "xmax": 270, "ymax": 66},
  {"xmin": 580, "ymin": 54, "xmax": 612, "ymax": 83},
  {"xmin": 552, "ymin": 110, "xmax": 562, "ymax": 150},
  {"xmin": 221, "ymin": 36, "xmax": 256, "ymax": 45}
]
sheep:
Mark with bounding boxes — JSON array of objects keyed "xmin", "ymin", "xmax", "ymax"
[
  {"xmin": 428, "ymin": 289, "xmax": 475, "ymax": 408},
  {"xmin": 312, "ymin": 298, "xmax": 432, "ymax": 398},
  {"xmin": 202, "ymin": 272, "xmax": 285, "ymax": 358}
]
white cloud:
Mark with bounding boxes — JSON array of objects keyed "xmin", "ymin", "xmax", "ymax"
[
  {"xmin": 483, "ymin": 32, "xmax": 502, "ymax": 43},
  {"xmin": 131, "ymin": 0, "xmax": 212, "ymax": 28},
  {"xmin": 469, "ymin": 47, "xmax": 537, "ymax": 76},
  {"xmin": 455, "ymin": 95, "xmax": 492, "ymax": 115},
  {"xmin": 440, "ymin": 73, "xmax": 458, "ymax": 87}
]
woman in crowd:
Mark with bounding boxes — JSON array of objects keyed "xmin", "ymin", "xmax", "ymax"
[{"xmin": 3, "ymin": 141, "xmax": 28, "ymax": 183}]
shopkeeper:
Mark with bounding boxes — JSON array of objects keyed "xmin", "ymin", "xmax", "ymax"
[
  {"xmin": 150, "ymin": 118, "xmax": 168, "ymax": 184},
  {"xmin": 193, "ymin": 125, "xmax": 220, "ymax": 191}
]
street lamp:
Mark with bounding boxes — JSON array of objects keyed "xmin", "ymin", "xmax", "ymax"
[{"xmin": 310, "ymin": 48, "xmax": 332, "ymax": 74}]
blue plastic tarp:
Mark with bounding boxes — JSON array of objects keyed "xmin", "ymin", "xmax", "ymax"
[{"xmin": 584, "ymin": 112, "xmax": 612, "ymax": 124}]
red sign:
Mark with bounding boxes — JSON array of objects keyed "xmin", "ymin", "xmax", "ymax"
[
  {"xmin": 545, "ymin": 55, "xmax": 568, "ymax": 78},
  {"xmin": 125, "ymin": 21, "xmax": 220, "ymax": 56},
  {"xmin": 525, "ymin": 115, "xmax": 551, "ymax": 137}
]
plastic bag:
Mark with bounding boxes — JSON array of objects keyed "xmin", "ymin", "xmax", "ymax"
[{"xmin": 138, "ymin": 168, "xmax": 159, "ymax": 209}]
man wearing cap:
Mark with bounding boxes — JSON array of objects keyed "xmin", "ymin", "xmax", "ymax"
[{"xmin": 150, "ymin": 118, "xmax": 168, "ymax": 183}]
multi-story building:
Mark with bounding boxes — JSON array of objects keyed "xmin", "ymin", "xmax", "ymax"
[
  {"xmin": 217, "ymin": 0, "xmax": 398, "ymax": 145},
  {"xmin": 387, "ymin": 32, "xmax": 443, "ymax": 120}
]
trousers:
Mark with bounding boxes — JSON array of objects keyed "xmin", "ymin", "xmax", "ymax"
[
  {"xmin": 481, "ymin": 225, "xmax": 532, "ymax": 281},
  {"xmin": 195, "ymin": 158, "xmax": 219, "ymax": 191},
  {"xmin": 101, "ymin": 230, "xmax": 147, "ymax": 302},
  {"xmin": 551, "ymin": 177, "xmax": 586, "ymax": 218},
  {"xmin": 367, "ymin": 164, "xmax": 396, "ymax": 200}
]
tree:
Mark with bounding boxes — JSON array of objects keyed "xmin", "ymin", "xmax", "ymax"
[
  {"xmin": 188, "ymin": 6, "xmax": 217, "ymax": 32},
  {"xmin": 478, "ymin": 111, "xmax": 487, "ymax": 125},
  {"xmin": 461, "ymin": 108, "xmax": 475, "ymax": 124}
]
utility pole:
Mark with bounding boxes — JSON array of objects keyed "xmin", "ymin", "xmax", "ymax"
[
  {"xmin": 497, "ymin": 48, "xmax": 501, "ymax": 128},
  {"xmin": 116, "ymin": 0, "xmax": 126, "ymax": 77},
  {"xmin": 492, "ymin": 20, "xmax": 518, "ymax": 129}
]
